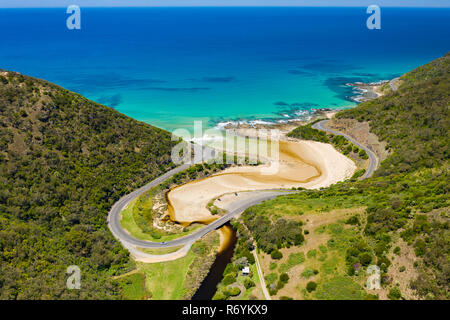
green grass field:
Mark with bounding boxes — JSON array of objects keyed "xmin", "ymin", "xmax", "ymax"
[
  {"xmin": 250, "ymin": 194, "xmax": 368, "ymax": 219},
  {"xmin": 314, "ymin": 276, "xmax": 365, "ymax": 300},
  {"xmin": 138, "ymin": 246, "xmax": 184, "ymax": 255},
  {"xmin": 139, "ymin": 250, "xmax": 196, "ymax": 300},
  {"xmin": 118, "ymin": 232, "xmax": 219, "ymax": 300},
  {"xmin": 279, "ymin": 252, "xmax": 305, "ymax": 273}
]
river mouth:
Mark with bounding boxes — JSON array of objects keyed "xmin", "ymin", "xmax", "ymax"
[
  {"xmin": 167, "ymin": 138, "xmax": 323, "ymax": 224},
  {"xmin": 192, "ymin": 223, "xmax": 237, "ymax": 300}
]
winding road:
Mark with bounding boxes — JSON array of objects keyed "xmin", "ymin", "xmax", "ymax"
[
  {"xmin": 390, "ymin": 77, "xmax": 400, "ymax": 91},
  {"xmin": 108, "ymin": 121, "xmax": 377, "ymax": 257},
  {"xmin": 107, "ymin": 122, "xmax": 378, "ymax": 298},
  {"xmin": 311, "ymin": 120, "xmax": 378, "ymax": 179},
  {"xmin": 107, "ymin": 143, "xmax": 295, "ymax": 250},
  {"xmin": 108, "ymin": 188, "xmax": 291, "ymax": 249}
]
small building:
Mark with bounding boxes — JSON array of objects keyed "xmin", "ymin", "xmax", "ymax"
[{"xmin": 242, "ymin": 266, "xmax": 250, "ymax": 276}]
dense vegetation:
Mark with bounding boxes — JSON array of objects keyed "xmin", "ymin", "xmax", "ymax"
[
  {"xmin": 241, "ymin": 211, "xmax": 304, "ymax": 253},
  {"xmin": 334, "ymin": 54, "xmax": 449, "ymax": 298},
  {"xmin": 287, "ymin": 120, "xmax": 369, "ymax": 160},
  {"xmin": 0, "ymin": 71, "xmax": 177, "ymax": 299}
]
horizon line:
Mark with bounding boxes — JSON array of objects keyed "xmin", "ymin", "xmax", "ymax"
[{"xmin": 1, "ymin": 5, "xmax": 450, "ymax": 9}]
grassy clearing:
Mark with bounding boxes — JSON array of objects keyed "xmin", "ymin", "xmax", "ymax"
[
  {"xmin": 119, "ymin": 232, "xmax": 219, "ymax": 300},
  {"xmin": 139, "ymin": 249, "xmax": 196, "ymax": 300},
  {"xmin": 249, "ymin": 194, "xmax": 368, "ymax": 219},
  {"xmin": 314, "ymin": 276, "xmax": 365, "ymax": 300},
  {"xmin": 137, "ymin": 246, "xmax": 184, "ymax": 255},
  {"xmin": 118, "ymin": 272, "xmax": 149, "ymax": 300},
  {"xmin": 279, "ymin": 252, "xmax": 305, "ymax": 273},
  {"xmin": 254, "ymin": 206, "xmax": 372, "ymax": 300}
]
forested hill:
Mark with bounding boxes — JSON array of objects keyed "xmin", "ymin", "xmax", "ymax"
[
  {"xmin": 324, "ymin": 54, "xmax": 448, "ymax": 298},
  {"xmin": 334, "ymin": 54, "xmax": 449, "ymax": 298},
  {"xmin": 337, "ymin": 53, "xmax": 449, "ymax": 176},
  {"xmin": 0, "ymin": 71, "xmax": 176, "ymax": 299}
]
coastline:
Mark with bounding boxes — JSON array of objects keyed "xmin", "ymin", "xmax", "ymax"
[
  {"xmin": 212, "ymin": 79, "xmax": 386, "ymax": 132},
  {"xmin": 120, "ymin": 76, "xmax": 388, "ymax": 260}
]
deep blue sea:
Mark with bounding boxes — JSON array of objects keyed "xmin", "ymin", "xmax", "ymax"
[{"xmin": 1, "ymin": 7, "xmax": 449, "ymax": 131}]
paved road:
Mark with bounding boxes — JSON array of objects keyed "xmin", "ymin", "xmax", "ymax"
[
  {"xmin": 312, "ymin": 120, "xmax": 378, "ymax": 179},
  {"xmin": 108, "ymin": 122, "xmax": 377, "ymax": 252},
  {"xmin": 108, "ymin": 188, "xmax": 292, "ymax": 249},
  {"xmin": 107, "ymin": 142, "xmax": 295, "ymax": 250}
]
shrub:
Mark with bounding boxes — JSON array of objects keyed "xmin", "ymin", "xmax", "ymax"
[
  {"xmin": 222, "ymin": 273, "xmax": 236, "ymax": 286},
  {"xmin": 268, "ymin": 288, "xmax": 278, "ymax": 296},
  {"xmin": 244, "ymin": 278, "xmax": 255, "ymax": 289},
  {"xmin": 276, "ymin": 280, "xmax": 285, "ymax": 290},
  {"xmin": 271, "ymin": 250, "xmax": 283, "ymax": 260},
  {"xmin": 387, "ymin": 287, "xmax": 402, "ymax": 300},
  {"xmin": 307, "ymin": 249, "xmax": 317, "ymax": 258},
  {"xmin": 414, "ymin": 239, "xmax": 426, "ymax": 256},
  {"xmin": 279, "ymin": 273, "xmax": 289, "ymax": 283},
  {"xmin": 265, "ymin": 272, "xmax": 277, "ymax": 283},
  {"xmin": 223, "ymin": 263, "xmax": 239, "ymax": 275},
  {"xmin": 212, "ymin": 292, "xmax": 227, "ymax": 300},
  {"xmin": 345, "ymin": 215, "xmax": 360, "ymax": 225},
  {"xmin": 359, "ymin": 252, "xmax": 373, "ymax": 266},
  {"xmin": 226, "ymin": 286, "xmax": 241, "ymax": 297},
  {"xmin": 359, "ymin": 149, "xmax": 368, "ymax": 159}
]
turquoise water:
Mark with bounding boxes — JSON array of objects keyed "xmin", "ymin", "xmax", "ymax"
[{"xmin": 0, "ymin": 7, "xmax": 449, "ymax": 131}]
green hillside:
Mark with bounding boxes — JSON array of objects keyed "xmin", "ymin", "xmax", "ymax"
[{"xmin": 0, "ymin": 71, "xmax": 176, "ymax": 299}]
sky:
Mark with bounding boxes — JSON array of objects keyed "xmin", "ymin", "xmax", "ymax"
[{"xmin": 1, "ymin": 0, "xmax": 449, "ymax": 8}]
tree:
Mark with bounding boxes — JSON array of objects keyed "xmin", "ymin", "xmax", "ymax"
[
  {"xmin": 271, "ymin": 250, "xmax": 283, "ymax": 260},
  {"xmin": 222, "ymin": 274, "xmax": 236, "ymax": 286},
  {"xmin": 306, "ymin": 281, "xmax": 317, "ymax": 292},
  {"xmin": 359, "ymin": 252, "xmax": 373, "ymax": 266},
  {"xmin": 388, "ymin": 287, "xmax": 402, "ymax": 300},
  {"xmin": 279, "ymin": 273, "xmax": 289, "ymax": 283},
  {"xmin": 244, "ymin": 278, "xmax": 255, "ymax": 289}
]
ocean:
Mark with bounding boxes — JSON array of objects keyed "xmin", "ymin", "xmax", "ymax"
[{"xmin": 1, "ymin": 7, "xmax": 449, "ymax": 132}]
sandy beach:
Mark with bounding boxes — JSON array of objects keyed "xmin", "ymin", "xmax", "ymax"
[{"xmin": 167, "ymin": 134, "xmax": 356, "ymax": 224}]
